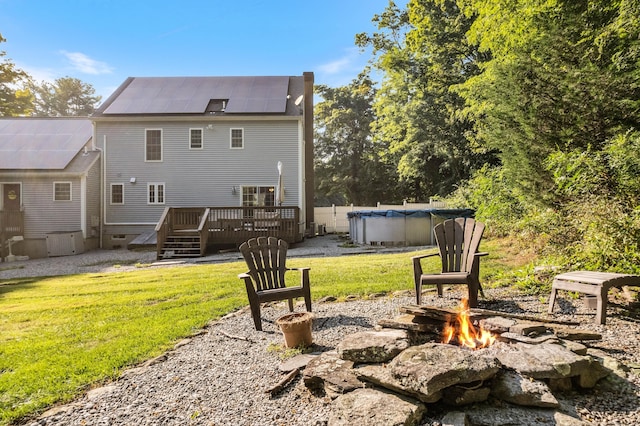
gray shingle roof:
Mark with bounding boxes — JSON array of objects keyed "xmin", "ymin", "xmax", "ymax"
[
  {"xmin": 99, "ymin": 76, "xmax": 291, "ymax": 115},
  {"xmin": 0, "ymin": 118, "xmax": 92, "ymax": 170}
]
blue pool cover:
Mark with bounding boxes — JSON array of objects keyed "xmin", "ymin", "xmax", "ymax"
[{"xmin": 346, "ymin": 208, "xmax": 475, "ymax": 219}]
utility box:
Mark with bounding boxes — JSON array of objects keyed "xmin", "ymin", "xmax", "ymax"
[{"xmin": 46, "ymin": 231, "xmax": 85, "ymax": 257}]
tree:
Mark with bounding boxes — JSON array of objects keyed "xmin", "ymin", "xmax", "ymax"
[
  {"xmin": 29, "ymin": 77, "xmax": 101, "ymax": 116},
  {"xmin": 357, "ymin": 0, "xmax": 496, "ymax": 201},
  {"xmin": 0, "ymin": 34, "xmax": 32, "ymax": 116},
  {"xmin": 455, "ymin": 0, "xmax": 640, "ymax": 204},
  {"xmin": 314, "ymin": 71, "xmax": 397, "ymax": 205}
]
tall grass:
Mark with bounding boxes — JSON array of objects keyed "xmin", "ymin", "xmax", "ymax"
[{"xmin": 0, "ymin": 240, "xmax": 526, "ymax": 424}]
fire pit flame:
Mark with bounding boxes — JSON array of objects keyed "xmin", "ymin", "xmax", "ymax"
[{"xmin": 442, "ymin": 299, "xmax": 496, "ymax": 349}]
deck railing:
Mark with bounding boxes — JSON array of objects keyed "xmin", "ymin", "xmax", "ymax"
[{"xmin": 155, "ymin": 206, "xmax": 302, "ymax": 258}]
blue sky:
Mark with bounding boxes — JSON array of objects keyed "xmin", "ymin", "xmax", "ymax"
[{"xmin": 0, "ymin": 0, "xmax": 405, "ymax": 101}]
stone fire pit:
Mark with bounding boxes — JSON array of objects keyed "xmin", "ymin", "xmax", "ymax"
[{"xmin": 302, "ymin": 305, "xmax": 612, "ymax": 425}]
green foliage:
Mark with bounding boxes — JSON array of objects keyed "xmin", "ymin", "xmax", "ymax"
[
  {"xmin": 314, "ymin": 71, "xmax": 397, "ymax": 205},
  {"xmin": 357, "ymin": 0, "xmax": 497, "ymax": 201},
  {"xmin": 29, "ymin": 77, "xmax": 101, "ymax": 116},
  {"xmin": 0, "ymin": 34, "xmax": 32, "ymax": 116},
  {"xmin": 455, "ymin": 0, "xmax": 640, "ymax": 204},
  {"xmin": 543, "ymin": 132, "xmax": 640, "ymax": 272}
]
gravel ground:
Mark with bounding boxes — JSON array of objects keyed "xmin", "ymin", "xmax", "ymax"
[{"xmin": 4, "ymin": 236, "xmax": 640, "ymax": 425}]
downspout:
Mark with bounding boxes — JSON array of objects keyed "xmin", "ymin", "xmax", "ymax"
[{"xmin": 91, "ymin": 133, "xmax": 105, "ymax": 249}]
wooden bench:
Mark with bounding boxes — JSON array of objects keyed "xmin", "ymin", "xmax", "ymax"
[{"xmin": 548, "ymin": 271, "xmax": 640, "ymax": 324}]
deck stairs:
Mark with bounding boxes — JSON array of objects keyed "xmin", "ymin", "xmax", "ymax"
[{"xmin": 159, "ymin": 232, "xmax": 201, "ymax": 259}]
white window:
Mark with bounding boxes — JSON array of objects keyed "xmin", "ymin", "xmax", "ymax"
[
  {"xmin": 145, "ymin": 129, "xmax": 163, "ymax": 161},
  {"xmin": 53, "ymin": 182, "xmax": 72, "ymax": 201},
  {"xmin": 110, "ymin": 183, "xmax": 124, "ymax": 205},
  {"xmin": 190, "ymin": 128, "xmax": 203, "ymax": 149},
  {"xmin": 230, "ymin": 128, "xmax": 244, "ymax": 149},
  {"xmin": 148, "ymin": 183, "xmax": 165, "ymax": 205},
  {"xmin": 241, "ymin": 186, "xmax": 275, "ymax": 207}
]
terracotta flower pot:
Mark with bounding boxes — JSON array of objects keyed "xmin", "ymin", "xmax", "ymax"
[{"xmin": 276, "ymin": 312, "xmax": 313, "ymax": 348}]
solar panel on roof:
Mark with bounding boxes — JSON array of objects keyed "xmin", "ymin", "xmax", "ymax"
[
  {"xmin": 0, "ymin": 119, "xmax": 92, "ymax": 170},
  {"xmin": 102, "ymin": 76, "xmax": 290, "ymax": 114}
]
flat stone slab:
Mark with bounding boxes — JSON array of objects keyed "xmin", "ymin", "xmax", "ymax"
[
  {"xmin": 337, "ymin": 329, "xmax": 410, "ymax": 363},
  {"xmin": 491, "ymin": 370, "xmax": 559, "ymax": 408},
  {"xmin": 279, "ymin": 353, "xmax": 319, "ymax": 372},
  {"xmin": 387, "ymin": 343, "xmax": 500, "ymax": 398},
  {"xmin": 303, "ymin": 350, "xmax": 364, "ymax": 398},
  {"xmin": 493, "ymin": 342, "xmax": 593, "ymax": 380},
  {"xmin": 355, "ymin": 364, "xmax": 442, "ymax": 403},
  {"xmin": 328, "ymin": 388, "xmax": 426, "ymax": 426}
]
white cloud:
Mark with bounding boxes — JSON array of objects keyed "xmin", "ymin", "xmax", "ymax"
[
  {"xmin": 61, "ymin": 51, "xmax": 114, "ymax": 75},
  {"xmin": 318, "ymin": 56, "xmax": 353, "ymax": 75},
  {"xmin": 317, "ymin": 48, "xmax": 360, "ymax": 75},
  {"xmin": 315, "ymin": 47, "xmax": 371, "ymax": 87}
]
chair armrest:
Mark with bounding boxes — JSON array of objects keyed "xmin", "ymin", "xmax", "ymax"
[
  {"xmin": 238, "ymin": 273, "xmax": 256, "ymax": 294},
  {"xmin": 475, "ymin": 252, "xmax": 489, "ymax": 257},
  {"xmin": 411, "ymin": 253, "xmax": 439, "ymax": 261},
  {"xmin": 412, "ymin": 253, "xmax": 439, "ymax": 283},
  {"xmin": 287, "ymin": 267, "xmax": 311, "ymax": 288}
]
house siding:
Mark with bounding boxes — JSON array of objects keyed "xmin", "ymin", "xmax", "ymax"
[
  {"xmin": 22, "ymin": 177, "xmax": 82, "ymax": 239},
  {"xmin": 97, "ymin": 120, "xmax": 301, "ymax": 236}
]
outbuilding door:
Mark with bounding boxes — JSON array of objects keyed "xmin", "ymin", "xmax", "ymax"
[
  {"xmin": 3, "ymin": 183, "xmax": 21, "ymax": 211},
  {"xmin": 2, "ymin": 183, "xmax": 22, "ymax": 237}
]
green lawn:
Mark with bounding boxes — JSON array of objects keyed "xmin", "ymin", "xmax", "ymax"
[{"xmin": 0, "ymin": 239, "xmax": 528, "ymax": 425}]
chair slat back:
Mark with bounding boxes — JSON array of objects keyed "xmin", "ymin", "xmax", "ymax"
[
  {"xmin": 434, "ymin": 218, "xmax": 484, "ymax": 273},
  {"xmin": 239, "ymin": 236, "xmax": 288, "ymax": 291}
]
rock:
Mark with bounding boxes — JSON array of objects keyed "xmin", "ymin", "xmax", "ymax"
[
  {"xmin": 498, "ymin": 332, "xmax": 559, "ymax": 345},
  {"xmin": 549, "ymin": 326, "xmax": 602, "ymax": 341},
  {"xmin": 491, "ymin": 370, "xmax": 559, "ymax": 408},
  {"xmin": 442, "ymin": 385, "xmax": 491, "ymax": 406},
  {"xmin": 87, "ymin": 385, "xmax": 118, "ymax": 400},
  {"xmin": 466, "ymin": 403, "xmax": 584, "ymax": 426},
  {"xmin": 575, "ymin": 358, "xmax": 609, "ymax": 388},
  {"xmin": 587, "ymin": 348, "xmax": 630, "ymax": 378},
  {"xmin": 441, "ymin": 411, "xmax": 469, "ymax": 426},
  {"xmin": 509, "ymin": 322, "xmax": 548, "ymax": 337},
  {"xmin": 303, "ymin": 350, "xmax": 364, "ymax": 398},
  {"xmin": 278, "ymin": 353, "xmax": 319, "ymax": 372},
  {"xmin": 378, "ymin": 314, "xmax": 444, "ymax": 334},
  {"xmin": 479, "ymin": 316, "xmax": 517, "ymax": 334},
  {"xmin": 559, "ymin": 339, "xmax": 587, "ymax": 355},
  {"xmin": 493, "ymin": 342, "xmax": 592, "ymax": 380},
  {"xmin": 355, "ymin": 364, "xmax": 442, "ymax": 403},
  {"xmin": 337, "ymin": 329, "xmax": 410, "ymax": 363},
  {"xmin": 328, "ymin": 388, "xmax": 426, "ymax": 426},
  {"xmin": 388, "ymin": 343, "xmax": 500, "ymax": 399}
]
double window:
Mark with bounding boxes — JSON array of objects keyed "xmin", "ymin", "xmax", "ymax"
[
  {"xmin": 241, "ymin": 186, "xmax": 275, "ymax": 207},
  {"xmin": 145, "ymin": 129, "xmax": 163, "ymax": 161},
  {"xmin": 53, "ymin": 182, "xmax": 72, "ymax": 201},
  {"xmin": 148, "ymin": 183, "xmax": 165, "ymax": 205}
]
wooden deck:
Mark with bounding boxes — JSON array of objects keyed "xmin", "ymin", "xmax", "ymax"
[{"xmin": 155, "ymin": 206, "xmax": 303, "ymax": 259}]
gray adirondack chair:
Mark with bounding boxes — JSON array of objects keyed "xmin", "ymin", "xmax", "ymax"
[
  {"xmin": 412, "ymin": 217, "xmax": 488, "ymax": 308},
  {"xmin": 238, "ymin": 236, "xmax": 312, "ymax": 331}
]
